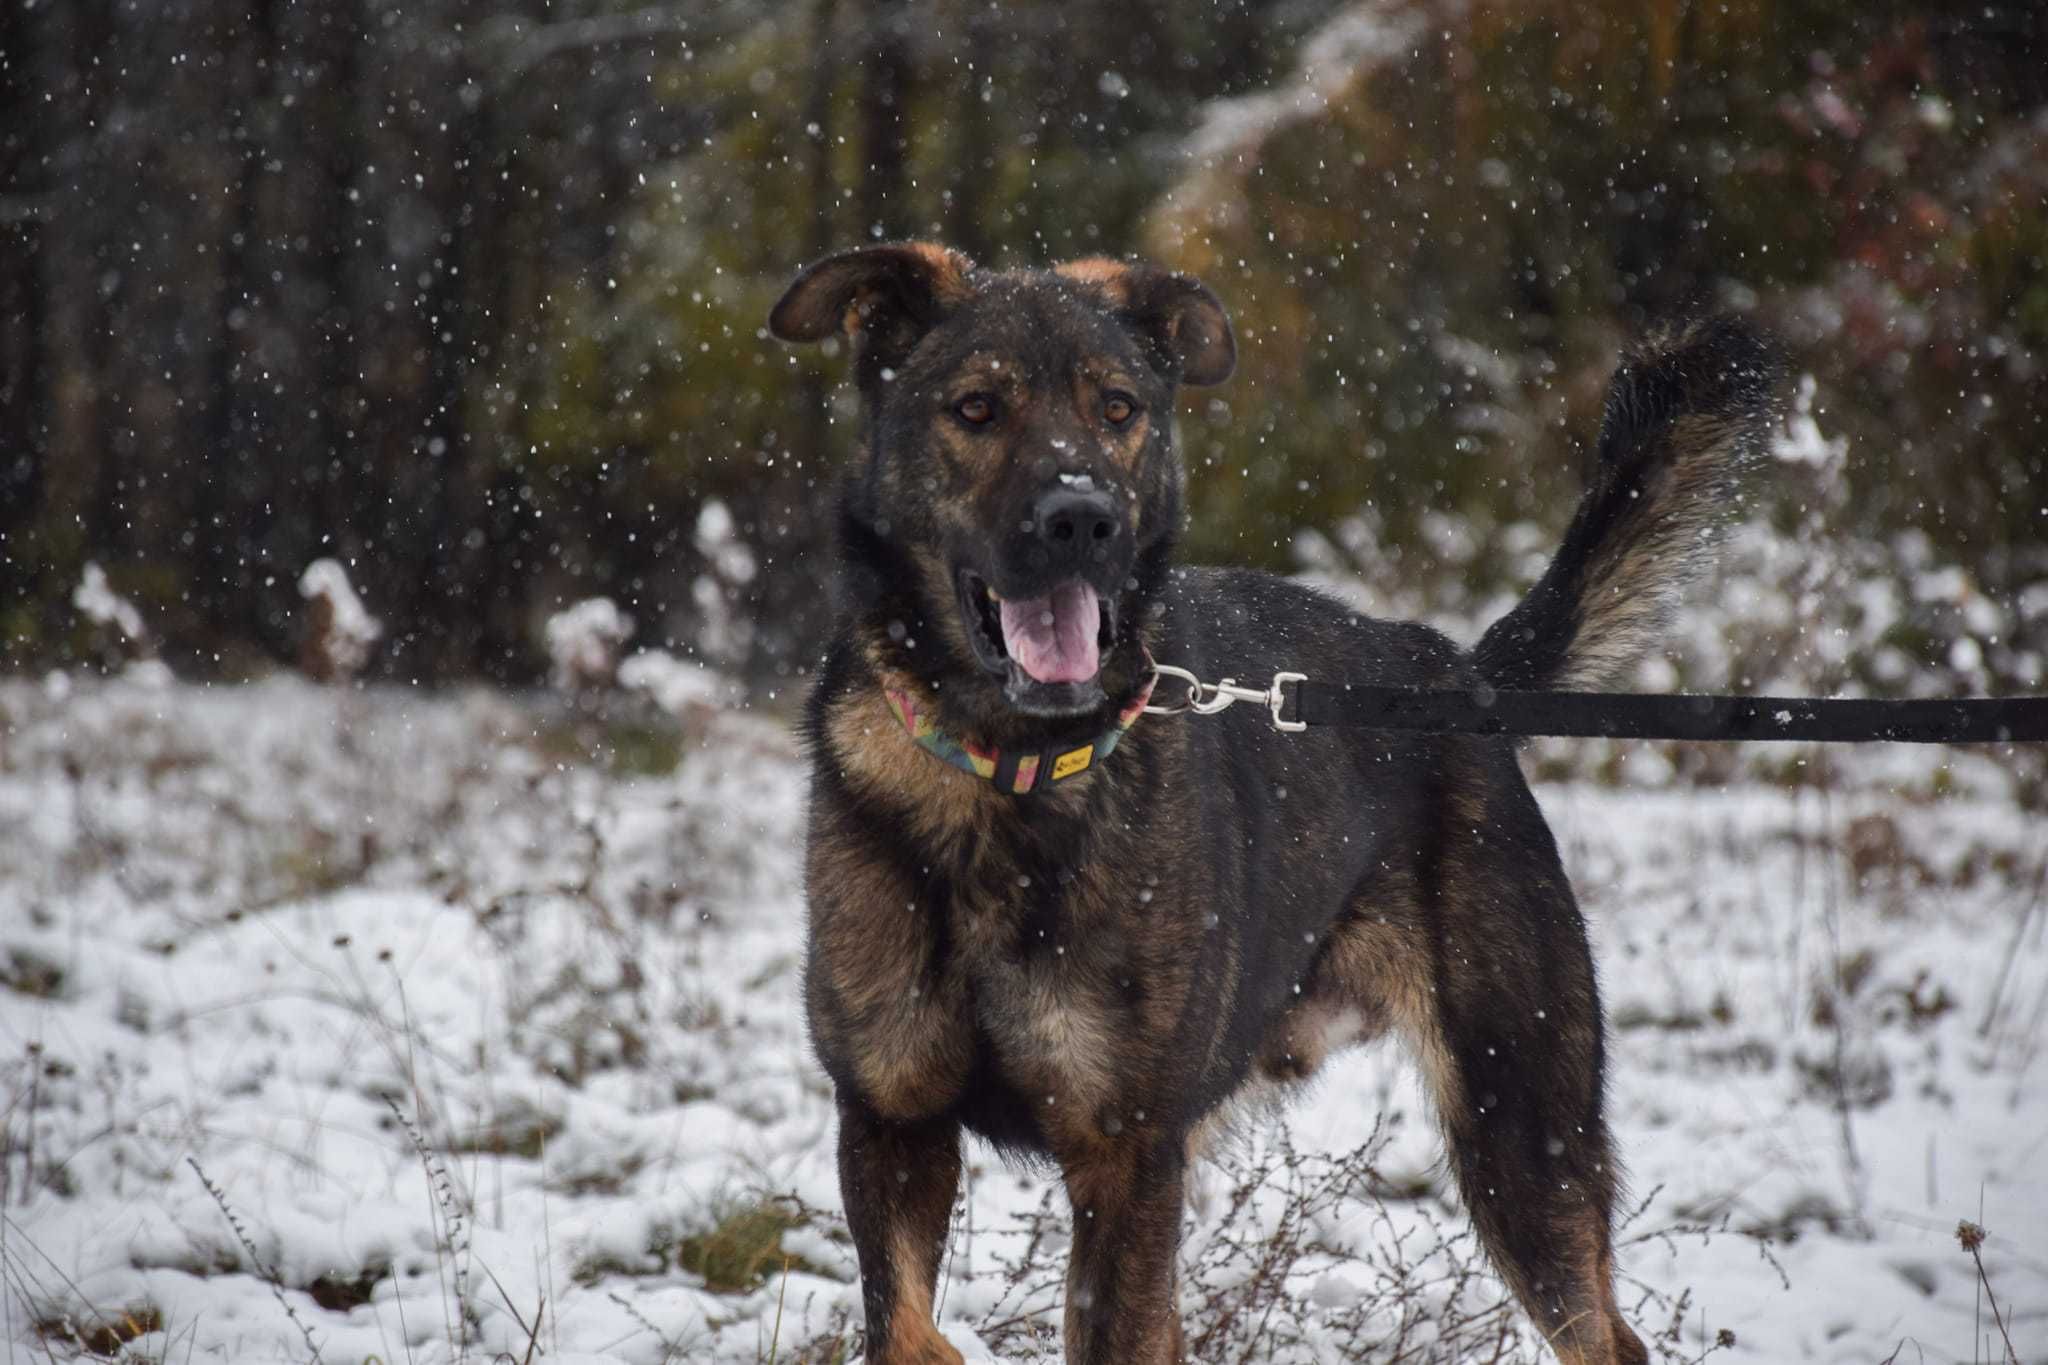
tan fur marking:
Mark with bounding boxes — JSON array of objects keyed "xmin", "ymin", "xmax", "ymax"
[
  {"xmin": 1538, "ymin": 1226, "xmax": 1645, "ymax": 1364},
  {"xmin": 1243, "ymin": 880, "xmax": 1465, "ymax": 1126},
  {"xmin": 834, "ymin": 242, "xmax": 975, "ymax": 341},
  {"xmin": 926, "ymin": 358, "xmax": 1032, "ymax": 484},
  {"xmin": 825, "ymin": 685, "xmax": 1000, "ymax": 847},
  {"xmin": 1004, "ymin": 968, "xmax": 1125, "ymax": 1142},
  {"xmin": 1054, "ymin": 256, "xmax": 1133, "ymax": 305},
  {"xmin": 1070, "ymin": 360, "xmax": 1152, "ymax": 475},
  {"xmin": 1539, "ymin": 1275, "xmax": 1642, "ymax": 1361},
  {"xmin": 1559, "ymin": 406, "xmax": 1748, "ymax": 690},
  {"xmin": 900, "ymin": 241, "xmax": 975, "ymax": 305},
  {"xmin": 881, "ymin": 1226, "xmax": 965, "ymax": 1365},
  {"xmin": 806, "ymin": 835, "xmax": 973, "ymax": 1120},
  {"xmin": 1060, "ymin": 1144, "xmax": 1187, "ymax": 1364}
]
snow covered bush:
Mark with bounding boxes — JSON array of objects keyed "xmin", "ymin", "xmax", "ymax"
[
  {"xmin": 71, "ymin": 562, "xmax": 153, "ymax": 666},
  {"xmin": 296, "ymin": 558, "xmax": 383, "ymax": 682},
  {"xmin": 545, "ymin": 596, "xmax": 637, "ymax": 693}
]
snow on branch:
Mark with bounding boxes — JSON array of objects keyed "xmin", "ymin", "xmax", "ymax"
[
  {"xmin": 73, "ymin": 563, "xmax": 149, "ymax": 648},
  {"xmin": 297, "ymin": 558, "xmax": 383, "ymax": 683},
  {"xmin": 545, "ymin": 597, "xmax": 636, "ymax": 693},
  {"xmin": 617, "ymin": 649, "xmax": 731, "ymax": 717}
]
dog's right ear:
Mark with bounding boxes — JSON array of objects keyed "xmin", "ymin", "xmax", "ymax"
[{"xmin": 768, "ymin": 242, "xmax": 975, "ymax": 380}]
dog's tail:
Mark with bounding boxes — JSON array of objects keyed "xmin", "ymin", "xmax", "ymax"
[{"xmin": 1472, "ymin": 316, "xmax": 1780, "ymax": 693}]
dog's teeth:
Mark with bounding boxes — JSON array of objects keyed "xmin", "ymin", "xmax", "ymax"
[{"xmin": 986, "ymin": 585, "xmax": 1002, "ymax": 602}]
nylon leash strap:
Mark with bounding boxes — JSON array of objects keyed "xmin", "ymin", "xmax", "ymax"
[{"xmin": 1147, "ymin": 667, "xmax": 2048, "ymax": 744}]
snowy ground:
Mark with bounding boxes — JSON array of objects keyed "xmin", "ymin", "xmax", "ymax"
[{"xmin": 2, "ymin": 671, "xmax": 2043, "ymax": 1363}]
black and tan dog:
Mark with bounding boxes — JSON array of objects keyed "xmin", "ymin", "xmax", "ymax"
[{"xmin": 769, "ymin": 242, "xmax": 1776, "ymax": 1364}]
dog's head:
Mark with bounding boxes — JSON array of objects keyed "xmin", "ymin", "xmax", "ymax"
[{"xmin": 770, "ymin": 243, "xmax": 1234, "ymax": 731}]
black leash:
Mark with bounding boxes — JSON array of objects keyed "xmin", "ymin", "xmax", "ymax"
[
  {"xmin": 1147, "ymin": 666, "xmax": 2048, "ymax": 744},
  {"xmin": 1290, "ymin": 683, "xmax": 2048, "ymax": 744}
]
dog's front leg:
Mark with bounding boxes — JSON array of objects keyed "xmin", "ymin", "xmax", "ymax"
[
  {"xmin": 1062, "ymin": 1137, "xmax": 1187, "ymax": 1365},
  {"xmin": 837, "ymin": 1095, "xmax": 964, "ymax": 1365}
]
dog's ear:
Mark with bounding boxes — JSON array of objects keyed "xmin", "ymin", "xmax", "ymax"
[
  {"xmin": 1057, "ymin": 258, "xmax": 1236, "ymax": 388},
  {"xmin": 769, "ymin": 242, "xmax": 975, "ymax": 378}
]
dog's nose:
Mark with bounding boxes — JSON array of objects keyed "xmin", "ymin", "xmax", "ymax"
[{"xmin": 1031, "ymin": 487, "xmax": 1122, "ymax": 554}]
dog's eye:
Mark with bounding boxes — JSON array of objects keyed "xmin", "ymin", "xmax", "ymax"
[
  {"xmin": 1103, "ymin": 393, "xmax": 1138, "ymax": 426},
  {"xmin": 955, "ymin": 395, "xmax": 998, "ymax": 427}
]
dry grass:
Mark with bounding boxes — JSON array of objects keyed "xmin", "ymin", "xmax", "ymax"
[{"xmin": 677, "ymin": 1199, "xmax": 817, "ymax": 1295}]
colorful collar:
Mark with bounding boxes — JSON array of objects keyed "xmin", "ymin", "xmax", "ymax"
[{"xmin": 883, "ymin": 673, "xmax": 1157, "ymax": 795}]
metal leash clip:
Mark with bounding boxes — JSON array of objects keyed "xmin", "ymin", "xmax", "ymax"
[{"xmin": 1145, "ymin": 664, "xmax": 1307, "ymax": 733}]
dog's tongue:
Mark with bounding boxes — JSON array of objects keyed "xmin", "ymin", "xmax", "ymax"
[{"xmin": 998, "ymin": 582, "xmax": 1101, "ymax": 684}]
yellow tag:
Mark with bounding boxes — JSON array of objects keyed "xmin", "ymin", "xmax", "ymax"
[{"xmin": 1050, "ymin": 745, "xmax": 1094, "ymax": 781}]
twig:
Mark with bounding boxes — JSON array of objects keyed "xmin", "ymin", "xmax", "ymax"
[
  {"xmin": 184, "ymin": 1157, "xmax": 323, "ymax": 1361},
  {"xmin": 1954, "ymin": 1221, "xmax": 2019, "ymax": 1365},
  {"xmin": 18, "ymin": 1041, "xmax": 42, "ymax": 1208},
  {"xmin": 1977, "ymin": 850, "xmax": 2047, "ymax": 1041},
  {"xmin": 605, "ymin": 1288, "xmax": 687, "ymax": 1365},
  {"xmin": 384, "ymin": 1094, "xmax": 472, "ymax": 1360},
  {"xmin": 477, "ymin": 1259, "xmax": 545, "ymax": 1365},
  {"xmin": 767, "ymin": 1254, "xmax": 792, "ymax": 1364}
]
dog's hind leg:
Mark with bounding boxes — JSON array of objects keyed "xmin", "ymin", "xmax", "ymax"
[
  {"xmin": 1326, "ymin": 822, "xmax": 1646, "ymax": 1361},
  {"xmin": 1424, "ymin": 996, "xmax": 1647, "ymax": 1365},
  {"xmin": 836, "ymin": 1097, "xmax": 965, "ymax": 1365},
  {"xmin": 1409, "ymin": 865, "xmax": 1646, "ymax": 1363}
]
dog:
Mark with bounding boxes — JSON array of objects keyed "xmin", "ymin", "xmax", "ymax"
[{"xmin": 769, "ymin": 241, "xmax": 1777, "ymax": 1364}]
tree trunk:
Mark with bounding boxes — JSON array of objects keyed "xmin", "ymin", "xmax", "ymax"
[
  {"xmin": 944, "ymin": 6, "xmax": 994, "ymax": 262},
  {"xmin": 857, "ymin": 0, "xmax": 911, "ymax": 239},
  {"xmin": 200, "ymin": 0, "xmax": 283, "ymax": 641},
  {"xmin": 0, "ymin": 0, "xmax": 50, "ymax": 626}
]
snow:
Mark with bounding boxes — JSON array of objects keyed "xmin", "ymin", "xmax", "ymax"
[
  {"xmin": 616, "ymin": 649, "xmax": 733, "ymax": 715},
  {"xmin": 71, "ymin": 563, "xmax": 147, "ymax": 645},
  {"xmin": 545, "ymin": 598, "xmax": 637, "ymax": 692},
  {"xmin": 297, "ymin": 558, "xmax": 385, "ymax": 680},
  {"xmin": 1774, "ymin": 375, "xmax": 1848, "ymax": 469},
  {"xmin": 2, "ymin": 675, "xmax": 2043, "ymax": 1361},
  {"xmin": 695, "ymin": 501, "xmax": 757, "ymax": 587}
]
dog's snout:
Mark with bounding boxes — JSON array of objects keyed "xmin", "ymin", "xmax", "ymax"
[{"xmin": 1033, "ymin": 487, "xmax": 1121, "ymax": 549}]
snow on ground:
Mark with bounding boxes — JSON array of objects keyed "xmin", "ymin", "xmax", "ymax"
[{"xmin": 2, "ymin": 674, "xmax": 2043, "ymax": 1362}]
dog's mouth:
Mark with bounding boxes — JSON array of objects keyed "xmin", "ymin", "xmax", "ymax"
[{"xmin": 956, "ymin": 569, "xmax": 1117, "ymax": 715}]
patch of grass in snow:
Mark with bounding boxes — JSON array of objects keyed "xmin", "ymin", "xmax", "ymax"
[
  {"xmin": 444, "ymin": 1096, "xmax": 565, "ymax": 1161},
  {"xmin": 31, "ymin": 1302, "xmax": 164, "ymax": 1358},
  {"xmin": 303, "ymin": 1261, "xmax": 392, "ymax": 1313},
  {"xmin": 529, "ymin": 710, "xmax": 687, "ymax": 778},
  {"xmin": 575, "ymin": 1196, "xmax": 828, "ymax": 1294},
  {"xmin": 2, "ymin": 944, "xmax": 67, "ymax": 999},
  {"xmin": 1612, "ymin": 992, "xmax": 1736, "ymax": 1033},
  {"xmin": 675, "ymin": 1199, "xmax": 823, "ymax": 1294},
  {"xmin": 265, "ymin": 831, "xmax": 374, "ymax": 903}
]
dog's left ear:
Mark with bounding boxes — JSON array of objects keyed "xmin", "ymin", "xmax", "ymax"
[
  {"xmin": 768, "ymin": 242, "xmax": 975, "ymax": 382},
  {"xmin": 1058, "ymin": 258, "xmax": 1237, "ymax": 387}
]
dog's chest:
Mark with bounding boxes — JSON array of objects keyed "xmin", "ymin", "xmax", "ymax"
[{"xmin": 942, "ymin": 864, "xmax": 1193, "ymax": 1132}]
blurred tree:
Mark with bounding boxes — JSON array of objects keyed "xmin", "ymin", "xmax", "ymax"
[{"xmin": 1144, "ymin": 0, "xmax": 2047, "ymax": 691}]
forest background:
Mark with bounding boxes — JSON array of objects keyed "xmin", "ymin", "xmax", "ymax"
[{"xmin": 3, "ymin": 0, "xmax": 2045, "ymax": 701}]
